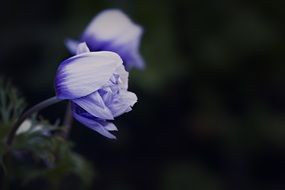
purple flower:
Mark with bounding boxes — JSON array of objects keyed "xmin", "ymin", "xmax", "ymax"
[
  {"xmin": 66, "ymin": 9, "xmax": 144, "ymax": 71},
  {"xmin": 55, "ymin": 43, "xmax": 137, "ymax": 139}
]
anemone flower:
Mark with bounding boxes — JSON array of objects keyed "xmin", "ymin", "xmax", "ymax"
[
  {"xmin": 66, "ymin": 9, "xmax": 144, "ymax": 70},
  {"xmin": 55, "ymin": 43, "xmax": 137, "ymax": 139}
]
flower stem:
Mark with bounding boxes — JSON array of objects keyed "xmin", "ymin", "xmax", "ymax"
[
  {"xmin": 62, "ymin": 101, "xmax": 73, "ymax": 138},
  {"xmin": 5, "ymin": 96, "xmax": 62, "ymax": 147}
]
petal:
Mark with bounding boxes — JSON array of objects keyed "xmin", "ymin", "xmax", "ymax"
[
  {"xmin": 124, "ymin": 107, "xmax": 132, "ymax": 112},
  {"xmin": 104, "ymin": 122, "xmax": 118, "ymax": 131},
  {"xmin": 111, "ymin": 33, "xmax": 144, "ymax": 70},
  {"xmin": 82, "ymin": 9, "xmax": 137, "ymax": 42},
  {"xmin": 99, "ymin": 87, "xmax": 113, "ymax": 105},
  {"xmin": 114, "ymin": 64, "xmax": 129, "ymax": 89},
  {"xmin": 65, "ymin": 39, "xmax": 79, "ymax": 54},
  {"xmin": 76, "ymin": 42, "xmax": 90, "ymax": 54},
  {"xmin": 80, "ymin": 9, "xmax": 145, "ymax": 70},
  {"xmin": 72, "ymin": 104, "xmax": 117, "ymax": 139},
  {"xmin": 73, "ymin": 91, "xmax": 114, "ymax": 120},
  {"xmin": 108, "ymin": 22, "xmax": 143, "ymax": 51},
  {"xmin": 16, "ymin": 120, "xmax": 32, "ymax": 134},
  {"xmin": 55, "ymin": 51, "xmax": 122, "ymax": 99},
  {"xmin": 125, "ymin": 50, "xmax": 145, "ymax": 70},
  {"xmin": 109, "ymin": 91, "xmax": 137, "ymax": 117}
]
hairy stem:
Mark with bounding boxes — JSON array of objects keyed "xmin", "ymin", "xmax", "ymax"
[
  {"xmin": 5, "ymin": 96, "xmax": 62, "ymax": 147},
  {"xmin": 62, "ymin": 101, "xmax": 73, "ymax": 138}
]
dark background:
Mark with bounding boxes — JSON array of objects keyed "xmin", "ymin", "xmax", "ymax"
[{"xmin": 1, "ymin": 0, "xmax": 285, "ymax": 189}]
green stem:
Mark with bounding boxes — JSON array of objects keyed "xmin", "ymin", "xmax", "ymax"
[
  {"xmin": 5, "ymin": 96, "xmax": 62, "ymax": 147},
  {"xmin": 62, "ymin": 101, "xmax": 73, "ymax": 138}
]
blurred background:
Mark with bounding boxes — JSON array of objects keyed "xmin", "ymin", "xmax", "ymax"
[{"xmin": 1, "ymin": 0, "xmax": 285, "ymax": 189}]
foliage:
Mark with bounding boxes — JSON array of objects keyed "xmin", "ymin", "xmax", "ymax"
[
  {"xmin": 0, "ymin": 79, "xmax": 94, "ymax": 190},
  {"xmin": 0, "ymin": 78, "xmax": 25, "ymax": 125}
]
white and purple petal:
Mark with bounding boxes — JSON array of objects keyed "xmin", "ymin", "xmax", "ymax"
[
  {"xmin": 73, "ymin": 91, "xmax": 114, "ymax": 120},
  {"xmin": 82, "ymin": 9, "xmax": 136, "ymax": 42},
  {"xmin": 65, "ymin": 39, "xmax": 79, "ymax": 55},
  {"xmin": 76, "ymin": 42, "xmax": 90, "ymax": 54},
  {"xmin": 55, "ymin": 51, "xmax": 122, "ymax": 99},
  {"xmin": 72, "ymin": 104, "xmax": 117, "ymax": 139},
  {"xmin": 114, "ymin": 64, "xmax": 129, "ymax": 89},
  {"xmin": 98, "ymin": 87, "xmax": 114, "ymax": 105},
  {"xmin": 109, "ymin": 90, "xmax": 137, "ymax": 117},
  {"xmin": 80, "ymin": 9, "xmax": 144, "ymax": 70}
]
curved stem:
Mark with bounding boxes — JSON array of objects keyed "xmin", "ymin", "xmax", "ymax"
[
  {"xmin": 5, "ymin": 96, "xmax": 62, "ymax": 147},
  {"xmin": 62, "ymin": 101, "xmax": 73, "ymax": 138}
]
